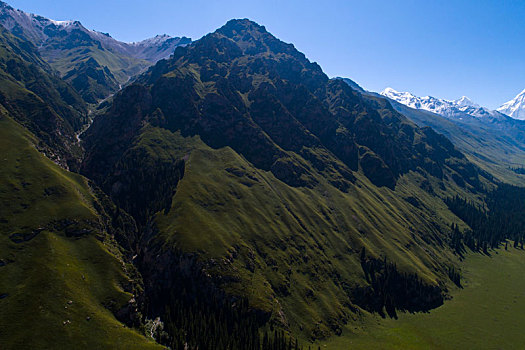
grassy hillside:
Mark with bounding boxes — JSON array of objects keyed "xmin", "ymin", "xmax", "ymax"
[
  {"xmin": 0, "ymin": 112, "xmax": 160, "ymax": 349},
  {"xmin": 117, "ymin": 124, "xmax": 471, "ymax": 340},
  {"xmin": 320, "ymin": 246, "xmax": 525, "ymax": 349}
]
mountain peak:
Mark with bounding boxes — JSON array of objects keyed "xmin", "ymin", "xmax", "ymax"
[
  {"xmin": 47, "ymin": 19, "xmax": 74, "ymax": 27},
  {"xmin": 497, "ymin": 88, "xmax": 525, "ymax": 120},
  {"xmin": 130, "ymin": 34, "xmax": 172, "ymax": 46},
  {"xmin": 382, "ymin": 87, "xmax": 403, "ymax": 95},
  {"xmin": 453, "ymin": 96, "xmax": 479, "ymax": 108},
  {"xmin": 381, "ymin": 87, "xmax": 421, "ymax": 108},
  {"xmin": 218, "ymin": 18, "xmax": 267, "ymax": 36},
  {"xmin": 205, "ymin": 18, "xmax": 311, "ymax": 62},
  {"xmin": 214, "ymin": 18, "xmax": 271, "ymax": 47}
]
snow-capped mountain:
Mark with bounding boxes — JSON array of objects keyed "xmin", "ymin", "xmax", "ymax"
[
  {"xmin": 0, "ymin": 0, "xmax": 191, "ymax": 102},
  {"xmin": 0, "ymin": 0, "xmax": 190, "ymax": 63},
  {"xmin": 497, "ymin": 89, "xmax": 525, "ymax": 120},
  {"xmin": 381, "ymin": 87, "xmax": 508, "ymax": 121},
  {"xmin": 128, "ymin": 34, "xmax": 191, "ymax": 62}
]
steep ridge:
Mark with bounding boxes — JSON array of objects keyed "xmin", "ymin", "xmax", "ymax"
[
  {"xmin": 0, "ymin": 0, "xmax": 190, "ymax": 103},
  {"xmin": 0, "ymin": 111, "xmax": 161, "ymax": 349},
  {"xmin": 0, "ymin": 25, "xmax": 87, "ymax": 169},
  {"xmin": 334, "ymin": 77, "xmax": 365, "ymax": 93},
  {"xmin": 82, "ymin": 19, "xmax": 493, "ymax": 343}
]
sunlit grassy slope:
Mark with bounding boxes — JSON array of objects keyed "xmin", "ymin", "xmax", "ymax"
[
  {"xmin": 0, "ymin": 113, "xmax": 160, "ymax": 349},
  {"xmin": 320, "ymin": 246, "xmax": 525, "ymax": 349},
  {"xmin": 125, "ymin": 124, "xmax": 474, "ymax": 339}
]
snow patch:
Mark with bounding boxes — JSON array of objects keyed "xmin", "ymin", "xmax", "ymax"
[{"xmin": 48, "ymin": 19, "xmax": 74, "ymax": 27}]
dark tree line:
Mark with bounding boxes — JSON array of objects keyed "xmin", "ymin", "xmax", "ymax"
[
  {"xmin": 508, "ymin": 166, "xmax": 525, "ymax": 175},
  {"xmin": 139, "ymin": 247, "xmax": 304, "ymax": 350},
  {"xmin": 445, "ymin": 184, "xmax": 525, "ymax": 253},
  {"xmin": 106, "ymin": 150, "xmax": 186, "ymax": 226},
  {"xmin": 447, "ymin": 265, "xmax": 461, "ymax": 288},
  {"xmin": 352, "ymin": 248, "xmax": 444, "ymax": 319},
  {"xmin": 156, "ymin": 294, "xmax": 303, "ymax": 350},
  {"xmin": 449, "ymin": 223, "xmax": 466, "ymax": 257}
]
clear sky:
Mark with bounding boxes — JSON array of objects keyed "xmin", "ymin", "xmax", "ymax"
[{"xmin": 6, "ymin": 0, "xmax": 525, "ymax": 109}]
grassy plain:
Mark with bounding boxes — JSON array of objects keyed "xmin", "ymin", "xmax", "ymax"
[{"xmin": 320, "ymin": 247, "xmax": 525, "ymax": 349}]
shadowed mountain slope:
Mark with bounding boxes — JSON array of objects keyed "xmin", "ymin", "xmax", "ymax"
[
  {"xmin": 81, "ymin": 19, "xmax": 493, "ymax": 342},
  {"xmin": 0, "ymin": 16, "xmax": 166, "ymax": 348},
  {"xmin": 0, "ymin": 25, "xmax": 88, "ymax": 169}
]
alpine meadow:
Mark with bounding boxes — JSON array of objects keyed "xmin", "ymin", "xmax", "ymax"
[{"xmin": 1, "ymin": 1, "xmax": 525, "ymax": 349}]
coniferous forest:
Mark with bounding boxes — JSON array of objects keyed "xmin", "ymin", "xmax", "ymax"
[
  {"xmin": 354, "ymin": 248, "xmax": 444, "ymax": 319},
  {"xmin": 445, "ymin": 184, "xmax": 525, "ymax": 253}
]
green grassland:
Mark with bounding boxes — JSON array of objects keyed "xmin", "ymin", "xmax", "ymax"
[
  {"xmin": 0, "ymin": 113, "xmax": 160, "ymax": 349},
  {"xmin": 320, "ymin": 246, "xmax": 525, "ymax": 349}
]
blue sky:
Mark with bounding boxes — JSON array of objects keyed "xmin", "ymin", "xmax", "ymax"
[{"xmin": 7, "ymin": 0, "xmax": 525, "ymax": 108}]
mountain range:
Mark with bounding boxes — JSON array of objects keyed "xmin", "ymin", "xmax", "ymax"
[
  {"xmin": 0, "ymin": 1, "xmax": 190, "ymax": 102},
  {"xmin": 378, "ymin": 86, "xmax": 525, "ymax": 184},
  {"xmin": 1, "ymin": 2, "xmax": 525, "ymax": 349},
  {"xmin": 381, "ymin": 87, "xmax": 510, "ymax": 122},
  {"xmin": 381, "ymin": 87, "xmax": 525, "ymax": 123}
]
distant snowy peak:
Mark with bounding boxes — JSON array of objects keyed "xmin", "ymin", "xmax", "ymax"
[
  {"xmin": 127, "ymin": 35, "xmax": 191, "ymax": 62},
  {"xmin": 381, "ymin": 87, "xmax": 507, "ymax": 121},
  {"xmin": 497, "ymin": 89, "xmax": 525, "ymax": 120},
  {"xmin": 0, "ymin": 1, "xmax": 91, "ymax": 43},
  {"xmin": 131, "ymin": 34, "xmax": 173, "ymax": 46},
  {"xmin": 454, "ymin": 96, "xmax": 479, "ymax": 108},
  {"xmin": 381, "ymin": 87, "xmax": 427, "ymax": 110},
  {"xmin": 381, "ymin": 87, "xmax": 451, "ymax": 115}
]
